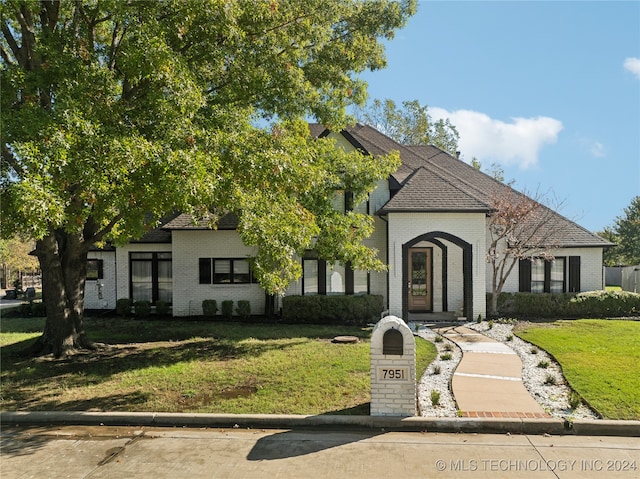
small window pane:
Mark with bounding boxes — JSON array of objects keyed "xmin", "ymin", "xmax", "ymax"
[
  {"xmin": 353, "ymin": 199, "xmax": 368, "ymax": 215},
  {"xmin": 131, "ymin": 252, "xmax": 153, "ymax": 259},
  {"xmin": 354, "ymin": 270, "xmax": 369, "ymax": 294},
  {"xmin": 550, "ymin": 258, "xmax": 565, "ymax": 293},
  {"xmin": 158, "ymin": 283, "xmax": 172, "ymax": 303},
  {"xmin": 132, "ymin": 283, "xmax": 152, "ymax": 302},
  {"xmin": 303, "ymin": 260, "xmax": 318, "ymax": 295},
  {"xmin": 87, "ymin": 259, "xmax": 101, "ymax": 280},
  {"xmin": 214, "ymin": 260, "xmax": 231, "ymax": 283},
  {"xmin": 157, "ymin": 252, "xmax": 172, "ymax": 260},
  {"xmin": 331, "ymin": 191, "xmax": 346, "ymax": 212},
  {"xmin": 326, "ymin": 262, "xmax": 345, "ymax": 295},
  {"xmin": 233, "ymin": 260, "xmax": 251, "ymax": 283},
  {"xmin": 158, "ymin": 261, "xmax": 172, "ymax": 282},
  {"xmin": 132, "ymin": 261, "xmax": 152, "ymax": 282},
  {"xmin": 531, "ymin": 260, "xmax": 544, "ymax": 293}
]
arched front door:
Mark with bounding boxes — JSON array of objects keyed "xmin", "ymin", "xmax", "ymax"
[
  {"xmin": 408, "ymin": 247, "xmax": 432, "ymax": 312},
  {"xmin": 402, "ymin": 232, "xmax": 473, "ymax": 320}
]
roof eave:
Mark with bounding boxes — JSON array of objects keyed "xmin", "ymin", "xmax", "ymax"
[{"xmin": 377, "ymin": 207, "xmax": 492, "ymax": 215}]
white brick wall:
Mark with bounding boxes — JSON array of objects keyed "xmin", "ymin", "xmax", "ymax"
[
  {"xmin": 172, "ymin": 230, "xmax": 265, "ymax": 317},
  {"xmin": 387, "ymin": 212, "xmax": 487, "ymax": 320},
  {"xmin": 85, "ymin": 251, "xmax": 117, "ymax": 309},
  {"xmin": 497, "ymin": 246, "xmax": 605, "ymax": 293}
]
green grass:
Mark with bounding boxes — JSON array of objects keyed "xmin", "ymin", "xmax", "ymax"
[
  {"xmin": 0, "ymin": 317, "xmax": 436, "ymax": 415},
  {"xmin": 516, "ymin": 319, "xmax": 640, "ymax": 420}
]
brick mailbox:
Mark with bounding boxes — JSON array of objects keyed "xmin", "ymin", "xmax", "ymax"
[{"xmin": 370, "ymin": 315, "xmax": 416, "ymax": 416}]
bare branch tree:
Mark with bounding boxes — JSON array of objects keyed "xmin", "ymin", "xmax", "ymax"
[{"xmin": 486, "ymin": 185, "xmax": 567, "ymax": 316}]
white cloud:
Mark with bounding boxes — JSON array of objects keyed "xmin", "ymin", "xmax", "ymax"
[
  {"xmin": 624, "ymin": 57, "xmax": 640, "ymax": 79},
  {"xmin": 430, "ymin": 107, "xmax": 563, "ymax": 169},
  {"xmin": 577, "ymin": 136, "xmax": 607, "ymax": 158},
  {"xmin": 590, "ymin": 141, "xmax": 606, "ymax": 158}
]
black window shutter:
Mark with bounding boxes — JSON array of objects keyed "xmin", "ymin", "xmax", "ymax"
[
  {"xmin": 544, "ymin": 261, "xmax": 552, "ymax": 293},
  {"xmin": 568, "ymin": 256, "xmax": 581, "ymax": 292},
  {"xmin": 345, "ymin": 191, "xmax": 354, "ymax": 212},
  {"xmin": 199, "ymin": 258, "xmax": 212, "ymax": 284},
  {"xmin": 519, "ymin": 259, "xmax": 531, "ymax": 292},
  {"xmin": 318, "ymin": 260, "xmax": 327, "ymax": 295},
  {"xmin": 345, "ymin": 263, "xmax": 354, "ymax": 295},
  {"xmin": 97, "ymin": 260, "xmax": 104, "ymax": 279}
]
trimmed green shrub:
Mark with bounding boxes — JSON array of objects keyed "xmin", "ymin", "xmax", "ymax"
[
  {"xmin": 221, "ymin": 300, "xmax": 234, "ymax": 319},
  {"xmin": 236, "ymin": 300, "xmax": 251, "ymax": 319},
  {"xmin": 116, "ymin": 298, "xmax": 133, "ymax": 317},
  {"xmin": 487, "ymin": 290, "xmax": 640, "ymax": 319},
  {"xmin": 19, "ymin": 302, "xmax": 31, "ymax": 315},
  {"xmin": 281, "ymin": 294, "xmax": 384, "ymax": 325},
  {"xmin": 134, "ymin": 300, "xmax": 151, "ymax": 318},
  {"xmin": 155, "ymin": 300, "xmax": 170, "ymax": 316},
  {"xmin": 202, "ymin": 300, "xmax": 218, "ymax": 318},
  {"xmin": 568, "ymin": 290, "xmax": 640, "ymax": 317},
  {"xmin": 31, "ymin": 301, "xmax": 46, "ymax": 317}
]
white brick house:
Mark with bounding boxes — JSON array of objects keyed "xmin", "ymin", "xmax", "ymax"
[{"xmin": 86, "ymin": 124, "xmax": 611, "ymax": 320}]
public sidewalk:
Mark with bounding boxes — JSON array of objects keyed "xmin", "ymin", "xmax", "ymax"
[
  {"xmin": 2, "ymin": 425, "xmax": 639, "ymax": 479},
  {"xmin": 438, "ymin": 325, "xmax": 549, "ymax": 418}
]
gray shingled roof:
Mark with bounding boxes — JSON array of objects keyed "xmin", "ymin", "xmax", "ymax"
[
  {"xmin": 129, "ymin": 212, "xmax": 181, "ymax": 243},
  {"xmin": 379, "ymin": 167, "xmax": 491, "ymax": 213},
  {"xmin": 163, "ymin": 212, "xmax": 239, "ymax": 230},
  {"xmin": 309, "ymin": 123, "xmax": 612, "ymax": 248},
  {"xmin": 129, "ymin": 124, "xmax": 611, "ymax": 248}
]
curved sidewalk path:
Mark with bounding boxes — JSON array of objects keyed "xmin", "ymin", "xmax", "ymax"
[{"xmin": 438, "ymin": 325, "xmax": 550, "ymax": 419}]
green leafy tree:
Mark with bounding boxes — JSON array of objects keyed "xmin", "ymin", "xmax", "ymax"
[
  {"xmin": 599, "ymin": 227, "xmax": 621, "ymax": 266},
  {"xmin": 600, "ymin": 196, "xmax": 640, "ymax": 266},
  {"xmin": 354, "ymin": 98, "xmax": 459, "ymax": 154},
  {"xmin": 470, "ymin": 157, "xmax": 513, "ymax": 185},
  {"xmin": 1, "ymin": 0, "xmax": 415, "ymax": 357},
  {"xmin": 0, "ymin": 236, "xmax": 39, "ymax": 288}
]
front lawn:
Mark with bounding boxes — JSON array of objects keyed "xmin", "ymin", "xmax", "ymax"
[
  {"xmin": 516, "ymin": 319, "xmax": 640, "ymax": 420},
  {"xmin": 0, "ymin": 317, "xmax": 436, "ymax": 415}
]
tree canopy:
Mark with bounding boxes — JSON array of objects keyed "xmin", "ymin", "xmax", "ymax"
[
  {"xmin": 600, "ymin": 196, "xmax": 640, "ymax": 266},
  {"xmin": 1, "ymin": 0, "xmax": 415, "ymax": 356},
  {"xmin": 354, "ymin": 98, "xmax": 459, "ymax": 154}
]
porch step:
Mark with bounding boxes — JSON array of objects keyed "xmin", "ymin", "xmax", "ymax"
[{"xmin": 408, "ymin": 312, "xmax": 463, "ymax": 323}]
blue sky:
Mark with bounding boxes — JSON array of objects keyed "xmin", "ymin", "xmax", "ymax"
[{"xmin": 357, "ymin": 1, "xmax": 640, "ymax": 232}]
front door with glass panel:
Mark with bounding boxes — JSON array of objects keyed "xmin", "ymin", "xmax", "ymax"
[{"xmin": 408, "ymin": 247, "xmax": 432, "ymax": 312}]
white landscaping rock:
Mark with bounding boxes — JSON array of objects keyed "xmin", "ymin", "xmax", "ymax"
[
  {"xmin": 411, "ymin": 321, "xmax": 600, "ymax": 420},
  {"xmin": 466, "ymin": 321, "xmax": 599, "ymax": 420},
  {"xmin": 414, "ymin": 325, "xmax": 461, "ymax": 417}
]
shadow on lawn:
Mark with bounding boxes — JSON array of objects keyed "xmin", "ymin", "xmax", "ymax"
[
  {"xmin": 1, "ymin": 316, "xmax": 372, "ymax": 344},
  {"xmin": 0, "ymin": 336, "xmax": 306, "ymax": 408}
]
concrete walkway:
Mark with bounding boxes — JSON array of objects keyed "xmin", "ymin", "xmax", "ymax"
[{"xmin": 438, "ymin": 326, "xmax": 549, "ymax": 419}]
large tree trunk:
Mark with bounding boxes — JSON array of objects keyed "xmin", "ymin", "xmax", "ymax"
[{"xmin": 25, "ymin": 232, "xmax": 95, "ymax": 358}]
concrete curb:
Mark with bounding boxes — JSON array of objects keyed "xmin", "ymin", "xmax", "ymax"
[{"xmin": 2, "ymin": 411, "xmax": 638, "ymax": 437}]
